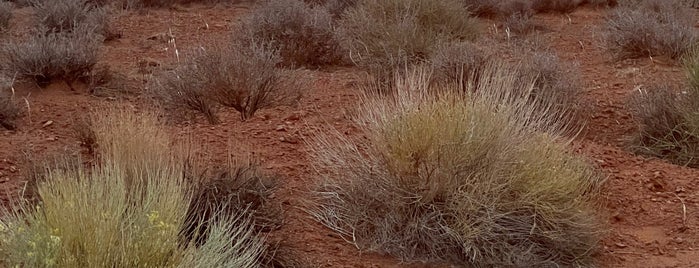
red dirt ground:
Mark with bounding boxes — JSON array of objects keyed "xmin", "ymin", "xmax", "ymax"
[{"xmin": 1, "ymin": 3, "xmax": 698, "ymax": 267}]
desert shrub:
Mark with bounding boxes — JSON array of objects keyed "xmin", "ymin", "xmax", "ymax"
[
  {"xmin": 183, "ymin": 159, "xmax": 279, "ymax": 247},
  {"xmin": 239, "ymin": 0, "xmax": 343, "ymax": 67},
  {"xmin": 0, "ymin": 88, "xmax": 20, "ymax": 130},
  {"xmin": 153, "ymin": 40, "xmax": 301, "ymax": 122},
  {"xmin": 603, "ymin": 0, "xmax": 696, "ymax": 60},
  {"xmin": 517, "ymin": 51, "xmax": 583, "ymax": 125},
  {"xmin": 151, "ymin": 63, "xmax": 220, "ymax": 124},
  {"xmin": 430, "ymin": 41, "xmax": 490, "ymax": 84},
  {"xmin": 531, "ymin": 0, "xmax": 580, "ymax": 13},
  {"xmin": 337, "ymin": 0, "xmax": 480, "ymax": 80},
  {"xmin": 0, "ymin": 1, "xmax": 11, "ymax": 31},
  {"xmin": 462, "ymin": 0, "xmax": 500, "ymax": 17},
  {"xmin": 629, "ymin": 85, "xmax": 699, "ymax": 166},
  {"xmin": 314, "ymin": 0, "xmax": 360, "ymax": 18},
  {"xmin": 583, "ymin": 0, "xmax": 618, "ymax": 6},
  {"xmin": 309, "ymin": 66, "xmax": 603, "ymax": 266},
  {"xmin": 1, "ymin": 25, "xmax": 101, "ymax": 87},
  {"xmin": 0, "ymin": 108, "xmax": 266, "ymax": 267},
  {"xmin": 33, "ymin": 0, "xmax": 111, "ymax": 36},
  {"xmin": 629, "ymin": 50, "xmax": 699, "ymax": 167}
]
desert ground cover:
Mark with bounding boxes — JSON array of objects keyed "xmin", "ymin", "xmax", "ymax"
[{"xmin": 0, "ymin": 0, "xmax": 698, "ymax": 267}]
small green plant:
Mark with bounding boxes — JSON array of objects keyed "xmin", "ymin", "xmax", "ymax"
[
  {"xmin": 337, "ymin": 0, "xmax": 480, "ymax": 80},
  {"xmin": 603, "ymin": 0, "xmax": 695, "ymax": 60},
  {"xmin": 309, "ymin": 65, "xmax": 603, "ymax": 266}
]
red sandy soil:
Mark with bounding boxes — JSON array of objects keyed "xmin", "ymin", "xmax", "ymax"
[{"xmin": 0, "ymin": 3, "xmax": 698, "ymax": 268}]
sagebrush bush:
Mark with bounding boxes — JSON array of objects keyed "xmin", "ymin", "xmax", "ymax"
[
  {"xmin": 0, "ymin": 1, "xmax": 11, "ymax": 31},
  {"xmin": 603, "ymin": 0, "xmax": 696, "ymax": 60},
  {"xmin": 309, "ymin": 66, "xmax": 603, "ymax": 266},
  {"xmin": 153, "ymin": 40, "xmax": 302, "ymax": 122},
  {"xmin": 337, "ymin": 0, "xmax": 480, "ymax": 80},
  {"xmin": 240, "ymin": 0, "xmax": 343, "ymax": 67},
  {"xmin": 0, "ymin": 108, "xmax": 266, "ymax": 267},
  {"xmin": 1, "ymin": 25, "xmax": 101, "ymax": 87}
]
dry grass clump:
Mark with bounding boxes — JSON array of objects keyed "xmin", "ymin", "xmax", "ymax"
[
  {"xmin": 603, "ymin": 0, "xmax": 696, "ymax": 60},
  {"xmin": 239, "ymin": 0, "xmax": 343, "ymax": 67},
  {"xmin": 0, "ymin": 88, "xmax": 21, "ymax": 130},
  {"xmin": 1, "ymin": 25, "xmax": 101, "ymax": 87},
  {"xmin": 152, "ymin": 40, "xmax": 302, "ymax": 122},
  {"xmin": 0, "ymin": 108, "xmax": 266, "ymax": 267},
  {"xmin": 0, "ymin": 1, "xmax": 11, "ymax": 32},
  {"xmin": 309, "ymin": 66, "xmax": 603, "ymax": 266},
  {"xmin": 337, "ymin": 0, "xmax": 480, "ymax": 80}
]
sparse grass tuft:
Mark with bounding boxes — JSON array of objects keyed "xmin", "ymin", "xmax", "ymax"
[
  {"xmin": 602, "ymin": 0, "xmax": 695, "ymax": 60},
  {"xmin": 1, "ymin": 25, "xmax": 101, "ymax": 87},
  {"xmin": 337, "ymin": 0, "xmax": 480, "ymax": 80},
  {"xmin": 240, "ymin": 0, "xmax": 344, "ymax": 67},
  {"xmin": 0, "ymin": 108, "xmax": 267, "ymax": 267},
  {"xmin": 309, "ymin": 65, "xmax": 603, "ymax": 266},
  {"xmin": 0, "ymin": 1, "xmax": 12, "ymax": 32}
]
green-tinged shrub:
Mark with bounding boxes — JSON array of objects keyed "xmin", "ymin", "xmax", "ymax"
[{"xmin": 308, "ymin": 65, "xmax": 603, "ymax": 266}]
